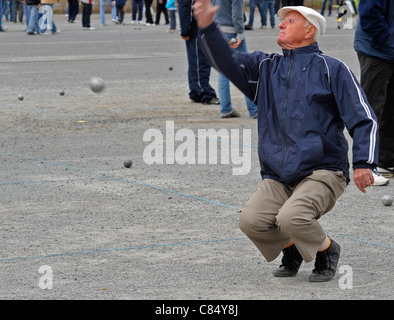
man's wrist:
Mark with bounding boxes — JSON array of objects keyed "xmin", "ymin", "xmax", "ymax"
[{"xmin": 198, "ymin": 21, "xmax": 217, "ymax": 33}]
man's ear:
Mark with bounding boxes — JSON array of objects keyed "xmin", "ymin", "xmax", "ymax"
[{"xmin": 305, "ymin": 25, "xmax": 317, "ymax": 40}]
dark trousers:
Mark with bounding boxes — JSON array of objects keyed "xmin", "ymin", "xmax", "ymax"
[
  {"xmin": 132, "ymin": 0, "xmax": 143, "ymax": 21},
  {"xmin": 185, "ymin": 36, "xmax": 217, "ymax": 103},
  {"xmin": 144, "ymin": 0, "xmax": 153, "ymax": 24},
  {"xmin": 68, "ymin": 0, "xmax": 79, "ymax": 22},
  {"xmin": 82, "ymin": 3, "xmax": 92, "ymax": 27},
  {"xmin": 12, "ymin": 0, "xmax": 24, "ymax": 23},
  {"xmin": 358, "ymin": 52, "xmax": 394, "ymax": 168},
  {"xmin": 155, "ymin": 0, "xmax": 169, "ymax": 24},
  {"xmin": 116, "ymin": 5, "xmax": 125, "ymax": 23}
]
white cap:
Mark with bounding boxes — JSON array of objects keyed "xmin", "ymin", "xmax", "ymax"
[{"xmin": 278, "ymin": 6, "xmax": 327, "ymax": 37}]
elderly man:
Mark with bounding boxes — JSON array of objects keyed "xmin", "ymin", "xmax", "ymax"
[{"xmin": 193, "ymin": 2, "xmax": 378, "ymax": 282}]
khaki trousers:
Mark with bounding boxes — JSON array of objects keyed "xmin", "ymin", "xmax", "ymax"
[{"xmin": 239, "ymin": 170, "xmax": 347, "ymax": 263}]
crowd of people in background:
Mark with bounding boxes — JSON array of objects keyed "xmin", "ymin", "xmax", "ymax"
[
  {"xmin": 0, "ymin": 0, "xmax": 357, "ymax": 35},
  {"xmin": 0, "ymin": 0, "xmax": 180, "ymax": 33},
  {"xmin": 0, "ymin": 0, "xmax": 355, "ymax": 35},
  {"xmin": 0, "ymin": 0, "xmax": 345, "ymax": 35}
]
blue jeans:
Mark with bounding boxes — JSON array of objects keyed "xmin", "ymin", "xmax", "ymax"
[
  {"xmin": 168, "ymin": 9, "xmax": 176, "ymax": 30},
  {"xmin": 100, "ymin": 0, "xmax": 116, "ymax": 24},
  {"xmin": 248, "ymin": 0, "xmax": 264, "ymax": 27},
  {"xmin": 262, "ymin": 0, "xmax": 275, "ymax": 28},
  {"xmin": 27, "ymin": 5, "xmax": 39, "ymax": 34},
  {"xmin": 24, "ymin": 3, "xmax": 29, "ymax": 26},
  {"xmin": 38, "ymin": 4, "xmax": 57, "ymax": 34},
  {"xmin": 218, "ymin": 33, "xmax": 257, "ymax": 117},
  {"xmin": 3, "ymin": 0, "xmax": 13, "ymax": 21},
  {"xmin": 320, "ymin": 0, "xmax": 333, "ymax": 16}
]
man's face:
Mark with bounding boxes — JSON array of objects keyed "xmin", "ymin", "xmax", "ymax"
[{"xmin": 277, "ymin": 11, "xmax": 315, "ymax": 50}]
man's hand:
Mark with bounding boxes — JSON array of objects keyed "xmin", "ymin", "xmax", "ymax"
[
  {"xmin": 230, "ymin": 38, "xmax": 242, "ymax": 49},
  {"xmin": 353, "ymin": 168, "xmax": 374, "ymax": 193},
  {"xmin": 193, "ymin": 0, "xmax": 219, "ymax": 29}
]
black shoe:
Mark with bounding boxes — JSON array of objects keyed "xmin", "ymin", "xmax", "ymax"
[
  {"xmin": 309, "ymin": 239, "xmax": 340, "ymax": 282},
  {"xmin": 202, "ymin": 97, "xmax": 220, "ymax": 105},
  {"xmin": 245, "ymin": 24, "xmax": 253, "ymax": 30},
  {"xmin": 273, "ymin": 244, "xmax": 303, "ymax": 277}
]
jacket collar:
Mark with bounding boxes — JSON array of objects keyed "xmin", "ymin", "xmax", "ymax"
[{"xmin": 282, "ymin": 42, "xmax": 320, "ymax": 56}]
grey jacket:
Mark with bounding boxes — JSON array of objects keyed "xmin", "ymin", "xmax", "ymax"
[{"xmin": 212, "ymin": 0, "xmax": 245, "ymax": 39}]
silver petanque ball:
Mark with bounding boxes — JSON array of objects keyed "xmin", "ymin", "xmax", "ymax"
[
  {"xmin": 382, "ymin": 194, "xmax": 393, "ymax": 206},
  {"xmin": 89, "ymin": 76, "xmax": 105, "ymax": 93}
]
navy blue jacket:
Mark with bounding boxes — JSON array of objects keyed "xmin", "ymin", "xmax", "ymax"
[
  {"xmin": 179, "ymin": 0, "xmax": 199, "ymax": 38},
  {"xmin": 354, "ymin": 0, "xmax": 394, "ymax": 62},
  {"xmin": 200, "ymin": 22, "xmax": 378, "ymax": 185}
]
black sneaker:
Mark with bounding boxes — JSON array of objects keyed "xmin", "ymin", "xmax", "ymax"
[
  {"xmin": 273, "ymin": 244, "xmax": 303, "ymax": 277},
  {"xmin": 309, "ymin": 239, "xmax": 340, "ymax": 282},
  {"xmin": 202, "ymin": 97, "xmax": 220, "ymax": 105}
]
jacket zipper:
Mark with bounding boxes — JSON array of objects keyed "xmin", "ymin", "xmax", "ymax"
[{"xmin": 279, "ymin": 50, "xmax": 294, "ymax": 178}]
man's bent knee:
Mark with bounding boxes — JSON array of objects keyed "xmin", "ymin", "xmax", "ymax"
[
  {"xmin": 276, "ymin": 211, "xmax": 313, "ymax": 235},
  {"xmin": 239, "ymin": 206, "xmax": 275, "ymax": 237}
]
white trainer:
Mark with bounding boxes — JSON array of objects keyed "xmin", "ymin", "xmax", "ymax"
[{"xmin": 372, "ymin": 168, "xmax": 389, "ymax": 186}]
